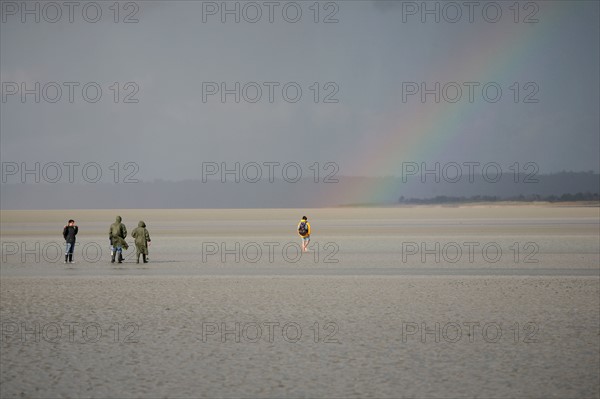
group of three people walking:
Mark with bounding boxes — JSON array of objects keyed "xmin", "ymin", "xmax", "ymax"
[{"xmin": 62, "ymin": 216, "xmax": 151, "ymax": 264}]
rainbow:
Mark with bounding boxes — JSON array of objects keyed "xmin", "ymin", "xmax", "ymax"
[{"xmin": 337, "ymin": 2, "xmax": 566, "ymax": 205}]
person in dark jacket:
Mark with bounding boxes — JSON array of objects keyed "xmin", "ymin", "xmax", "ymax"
[
  {"xmin": 62, "ymin": 219, "xmax": 78, "ymax": 263},
  {"xmin": 109, "ymin": 216, "xmax": 128, "ymax": 263},
  {"xmin": 131, "ymin": 220, "xmax": 151, "ymax": 264}
]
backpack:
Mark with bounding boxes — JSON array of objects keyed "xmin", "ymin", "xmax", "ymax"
[{"xmin": 298, "ymin": 221, "xmax": 308, "ymax": 235}]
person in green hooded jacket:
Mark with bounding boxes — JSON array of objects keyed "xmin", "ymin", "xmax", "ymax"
[
  {"xmin": 109, "ymin": 216, "xmax": 128, "ymax": 263},
  {"xmin": 131, "ymin": 221, "xmax": 151, "ymax": 264}
]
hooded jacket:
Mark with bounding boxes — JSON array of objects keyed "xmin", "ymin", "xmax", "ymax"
[
  {"xmin": 131, "ymin": 221, "xmax": 151, "ymax": 252},
  {"xmin": 109, "ymin": 216, "xmax": 128, "ymax": 249}
]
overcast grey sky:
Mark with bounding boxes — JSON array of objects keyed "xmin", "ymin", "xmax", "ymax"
[{"xmin": 1, "ymin": 1, "xmax": 598, "ymax": 182}]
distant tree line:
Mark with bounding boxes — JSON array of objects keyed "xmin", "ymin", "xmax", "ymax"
[{"xmin": 398, "ymin": 192, "xmax": 600, "ymax": 204}]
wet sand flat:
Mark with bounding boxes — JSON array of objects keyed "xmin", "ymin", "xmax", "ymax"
[
  {"xmin": 1, "ymin": 206, "xmax": 599, "ymax": 398},
  {"xmin": 1, "ymin": 206, "xmax": 598, "ymax": 276}
]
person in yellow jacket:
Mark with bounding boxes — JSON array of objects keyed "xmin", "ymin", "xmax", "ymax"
[{"xmin": 297, "ymin": 216, "xmax": 311, "ymax": 252}]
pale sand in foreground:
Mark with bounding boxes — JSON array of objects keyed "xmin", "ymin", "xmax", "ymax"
[
  {"xmin": 1, "ymin": 206, "xmax": 599, "ymax": 398},
  {"xmin": 1, "ymin": 276, "xmax": 598, "ymax": 398}
]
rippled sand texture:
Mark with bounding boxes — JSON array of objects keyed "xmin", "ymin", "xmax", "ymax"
[{"xmin": 1, "ymin": 206, "xmax": 599, "ymax": 398}]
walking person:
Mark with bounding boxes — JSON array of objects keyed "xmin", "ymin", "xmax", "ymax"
[
  {"xmin": 131, "ymin": 221, "xmax": 151, "ymax": 264},
  {"xmin": 62, "ymin": 219, "xmax": 78, "ymax": 263},
  {"xmin": 109, "ymin": 216, "xmax": 128, "ymax": 263},
  {"xmin": 297, "ymin": 216, "xmax": 311, "ymax": 252}
]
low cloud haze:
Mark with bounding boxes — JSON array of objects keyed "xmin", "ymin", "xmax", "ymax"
[{"xmin": 1, "ymin": 1, "xmax": 598, "ymax": 206}]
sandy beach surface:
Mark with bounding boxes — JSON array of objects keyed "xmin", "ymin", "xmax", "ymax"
[{"xmin": 1, "ymin": 206, "xmax": 599, "ymax": 398}]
